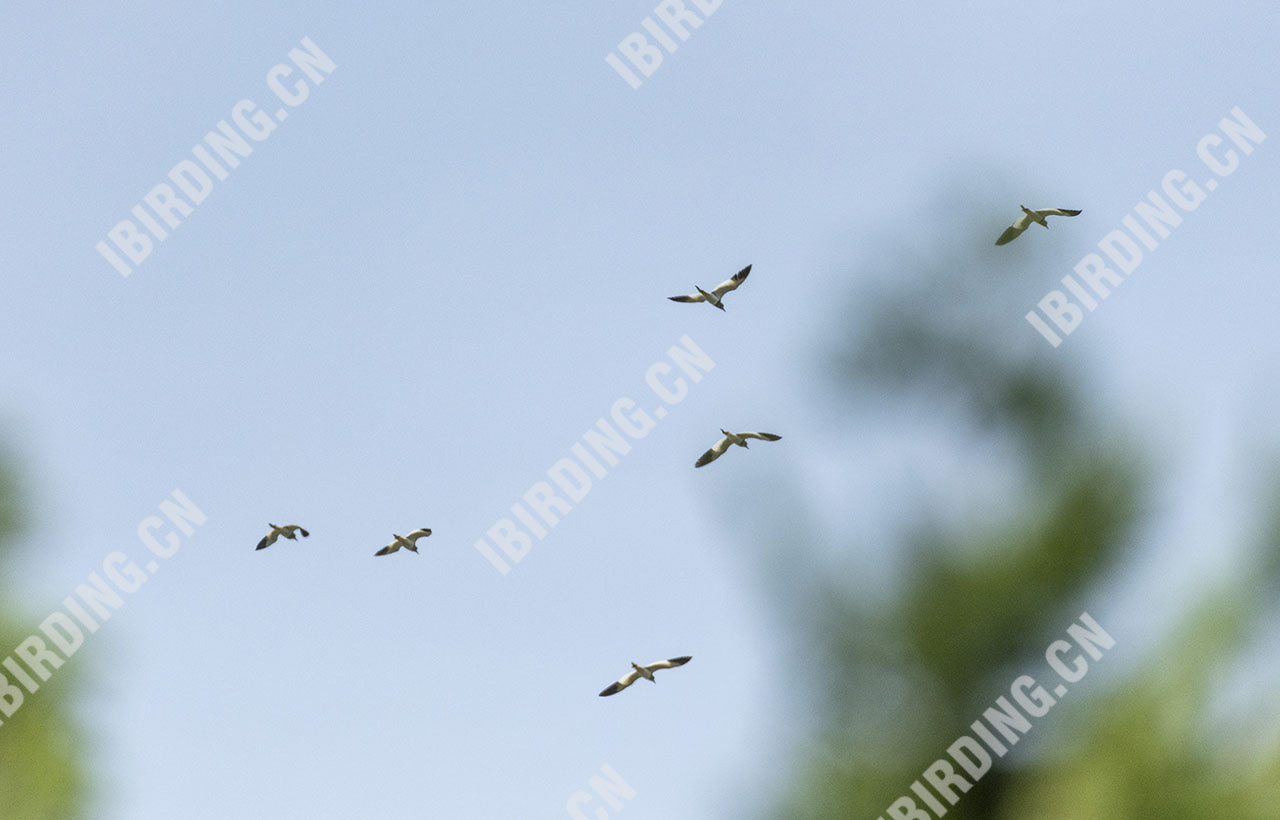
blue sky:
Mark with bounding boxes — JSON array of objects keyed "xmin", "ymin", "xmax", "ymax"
[{"xmin": 1, "ymin": 2, "xmax": 1278, "ymax": 818}]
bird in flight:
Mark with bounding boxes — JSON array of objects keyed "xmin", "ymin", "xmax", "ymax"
[
  {"xmin": 695, "ymin": 429, "xmax": 782, "ymax": 468},
  {"xmin": 375, "ymin": 528, "xmax": 432, "ymax": 556},
  {"xmin": 995, "ymin": 206, "xmax": 1082, "ymax": 245},
  {"xmin": 255, "ymin": 523, "xmax": 309, "ymax": 551},
  {"xmin": 668, "ymin": 264, "xmax": 752, "ymax": 311},
  {"xmin": 598, "ymin": 656, "xmax": 692, "ymax": 696}
]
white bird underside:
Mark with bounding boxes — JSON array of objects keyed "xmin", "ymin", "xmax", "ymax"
[
  {"xmin": 668, "ymin": 264, "xmax": 752, "ymax": 307},
  {"xmin": 695, "ymin": 431, "xmax": 782, "ymax": 468},
  {"xmin": 375, "ymin": 527, "xmax": 433, "ymax": 556},
  {"xmin": 255, "ymin": 524, "xmax": 310, "ymax": 551},
  {"xmin": 598, "ymin": 656, "xmax": 692, "ymax": 696},
  {"xmin": 995, "ymin": 207, "xmax": 1082, "ymax": 245}
]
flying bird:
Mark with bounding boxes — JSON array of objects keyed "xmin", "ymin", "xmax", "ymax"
[
  {"xmin": 255, "ymin": 523, "xmax": 309, "ymax": 551},
  {"xmin": 598, "ymin": 656, "xmax": 692, "ymax": 697},
  {"xmin": 668, "ymin": 264, "xmax": 751, "ymax": 311},
  {"xmin": 995, "ymin": 206, "xmax": 1082, "ymax": 245},
  {"xmin": 695, "ymin": 429, "xmax": 782, "ymax": 468},
  {"xmin": 375, "ymin": 528, "xmax": 432, "ymax": 556}
]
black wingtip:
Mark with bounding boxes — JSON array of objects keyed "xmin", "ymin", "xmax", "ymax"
[{"xmin": 255, "ymin": 538, "xmax": 269, "ymax": 551}]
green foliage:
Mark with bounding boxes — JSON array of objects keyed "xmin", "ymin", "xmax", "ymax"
[
  {"xmin": 764, "ymin": 191, "xmax": 1280, "ymax": 820},
  {"xmin": 0, "ymin": 452, "xmax": 89, "ymax": 820}
]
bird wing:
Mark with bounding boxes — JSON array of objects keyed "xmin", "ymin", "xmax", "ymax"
[
  {"xmin": 740, "ymin": 431, "xmax": 782, "ymax": 441},
  {"xmin": 406, "ymin": 528, "xmax": 432, "ymax": 544},
  {"xmin": 255, "ymin": 532, "xmax": 275, "ymax": 551},
  {"xmin": 645, "ymin": 656, "xmax": 692, "ymax": 673},
  {"xmin": 374, "ymin": 542, "xmax": 399, "ymax": 556},
  {"xmin": 295, "ymin": 527, "xmax": 310, "ymax": 538},
  {"xmin": 668, "ymin": 293, "xmax": 706, "ymax": 303},
  {"xmin": 1036, "ymin": 208, "xmax": 1082, "ymax": 218},
  {"xmin": 695, "ymin": 435, "xmax": 732, "ymax": 468},
  {"xmin": 599, "ymin": 668, "xmax": 642, "ymax": 697},
  {"xmin": 995, "ymin": 214, "xmax": 1032, "ymax": 245},
  {"xmin": 710, "ymin": 264, "xmax": 752, "ymax": 298}
]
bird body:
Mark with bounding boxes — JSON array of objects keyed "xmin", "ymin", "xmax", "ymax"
[
  {"xmin": 375, "ymin": 528, "xmax": 432, "ymax": 556},
  {"xmin": 695, "ymin": 429, "xmax": 782, "ymax": 468},
  {"xmin": 669, "ymin": 265, "xmax": 752, "ymax": 311},
  {"xmin": 995, "ymin": 206, "xmax": 1082, "ymax": 245},
  {"xmin": 598, "ymin": 656, "xmax": 692, "ymax": 696},
  {"xmin": 255, "ymin": 523, "xmax": 309, "ymax": 551}
]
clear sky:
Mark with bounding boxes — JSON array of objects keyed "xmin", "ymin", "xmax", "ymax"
[{"xmin": 0, "ymin": 2, "xmax": 1277, "ymax": 818}]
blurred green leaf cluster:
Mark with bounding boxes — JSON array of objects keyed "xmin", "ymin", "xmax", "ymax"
[
  {"xmin": 764, "ymin": 193, "xmax": 1280, "ymax": 820},
  {"xmin": 0, "ymin": 455, "xmax": 88, "ymax": 820}
]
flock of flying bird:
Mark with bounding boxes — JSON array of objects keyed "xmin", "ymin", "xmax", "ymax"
[
  {"xmin": 670, "ymin": 265, "xmax": 785, "ymax": 471},
  {"xmin": 252, "ymin": 203, "xmax": 1080, "ymax": 697},
  {"xmin": 254, "ymin": 523, "xmax": 433, "ymax": 556}
]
